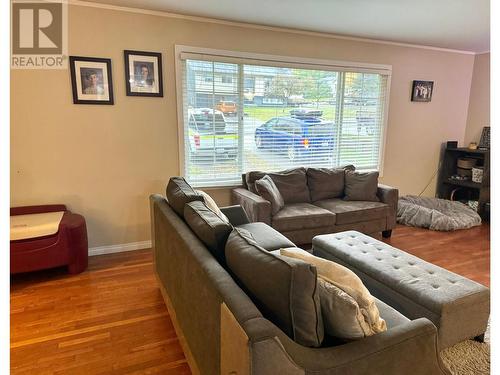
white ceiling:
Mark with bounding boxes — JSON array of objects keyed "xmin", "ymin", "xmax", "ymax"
[{"xmin": 84, "ymin": 0, "xmax": 490, "ymax": 53}]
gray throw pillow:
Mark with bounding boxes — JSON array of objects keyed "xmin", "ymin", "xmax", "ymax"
[
  {"xmin": 184, "ymin": 201, "xmax": 233, "ymax": 264},
  {"xmin": 255, "ymin": 175, "xmax": 285, "ymax": 215},
  {"xmin": 166, "ymin": 177, "xmax": 204, "ymax": 218},
  {"xmin": 225, "ymin": 228, "xmax": 324, "ymax": 347},
  {"xmin": 307, "ymin": 165, "xmax": 355, "ymax": 202},
  {"xmin": 344, "ymin": 171, "xmax": 380, "ymax": 202},
  {"xmin": 245, "ymin": 167, "xmax": 310, "ymax": 203}
]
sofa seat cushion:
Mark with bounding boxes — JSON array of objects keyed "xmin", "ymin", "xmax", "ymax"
[
  {"xmin": 272, "ymin": 203, "xmax": 336, "ymax": 232},
  {"xmin": 315, "ymin": 199, "xmax": 389, "ymax": 225},
  {"xmin": 225, "ymin": 228, "xmax": 324, "ymax": 347},
  {"xmin": 236, "ymin": 222, "xmax": 295, "ymax": 251}
]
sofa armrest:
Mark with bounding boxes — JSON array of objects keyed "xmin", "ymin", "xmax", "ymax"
[
  {"xmin": 232, "ymin": 188, "xmax": 272, "ymax": 225},
  {"xmin": 242, "ymin": 317, "xmax": 450, "ymax": 375},
  {"xmin": 377, "ymin": 184, "xmax": 398, "ymax": 229},
  {"xmin": 220, "ymin": 205, "xmax": 250, "ymax": 226}
]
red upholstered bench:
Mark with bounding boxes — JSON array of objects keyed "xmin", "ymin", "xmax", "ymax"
[{"xmin": 10, "ymin": 205, "xmax": 88, "ymax": 274}]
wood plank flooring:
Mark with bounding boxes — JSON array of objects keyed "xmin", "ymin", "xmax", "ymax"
[{"xmin": 10, "ymin": 223, "xmax": 490, "ymax": 374}]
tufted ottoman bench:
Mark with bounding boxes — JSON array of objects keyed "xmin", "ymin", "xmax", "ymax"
[{"xmin": 312, "ymin": 230, "xmax": 490, "ymax": 349}]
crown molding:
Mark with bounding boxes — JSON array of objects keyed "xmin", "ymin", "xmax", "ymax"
[{"xmin": 69, "ymin": 0, "xmax": 477, "ymax": 55}]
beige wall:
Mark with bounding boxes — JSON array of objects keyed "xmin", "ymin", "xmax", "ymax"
[
  {"xmin": 465, "ymin": 53, "xmax": 490, "ymax": 145},
  {"xmin": 11, "ymin": 4, "xmax": 476, "ymax": 248}
]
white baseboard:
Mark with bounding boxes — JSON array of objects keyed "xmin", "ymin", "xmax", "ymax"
[{"xmin": 88, "ymin": 240, "xmax": 152, "ymax": 256}]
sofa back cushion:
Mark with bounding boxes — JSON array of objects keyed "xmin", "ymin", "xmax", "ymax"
[
  {"xmin": 307, "ymin": 165, "xmax": 355, "ymax": 202},
  {"xmin": 225, "ymin": 228, "xmax": 324, "ymax": 347},
  {"xmin": 255, "ymin": 175, "xmax": 285, "ymax": 215},
  {"xmin": 246, "ymin": 167, "xmax": 310, "ymax": 203},
  {"xmin": 344, "ymin": 171, "xmax": 380, "ymax": 202},
  {"xmin": 166, "ymin": 177, "xmax": 204, "ymax": 218},
  {"xmin": 184, "ymin": 201, "xmax": 233, "ymax": 264}
]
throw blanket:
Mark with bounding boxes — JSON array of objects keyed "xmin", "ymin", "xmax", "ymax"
[
  {"xmin": 397, "ymin": 196, "xmax": 481, "ymax": 231},
  {"xmin": 10, "ymin": 211, "xmax": 65, "ymax": 241}
]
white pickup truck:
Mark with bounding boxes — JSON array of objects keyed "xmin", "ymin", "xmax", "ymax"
[{"xmin": 187, "ymin": 108, "xmax": 238, "ymax": 163}]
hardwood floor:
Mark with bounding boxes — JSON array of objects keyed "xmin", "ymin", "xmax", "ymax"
[
  {"xmin": 10, "ymin": 250, "xmax": 189, "ymax": 375},
  {"xmin": 377, "ymin": 223, "xmax": 490, "ymax": 287},
  {"xmin": 10, "ymin": 223, "xmax": 490, "ymax": 374}
]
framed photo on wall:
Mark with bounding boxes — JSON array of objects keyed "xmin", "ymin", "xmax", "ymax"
[
  {"xmin": 124, "ymin": 50, "xmax": 163, "ymax": 97},
  {"xmin": 411, "ymin": 80, "xmax": 434, "ymax": 102},
  {"xmin": 69, "ymin": 56, "xmax": 114, "ymax": 105}
]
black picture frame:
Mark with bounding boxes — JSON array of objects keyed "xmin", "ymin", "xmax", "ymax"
[
  {"xmin": 69, "ymin": 56, "xmax": 114, "ymax": 105},
  {"xmin": 411, "ymin": 80, "xmax": 434, "ymax": 102},
  {"xmin": 124, "ymin": 50, "xmax": 163, "ymax": 97},
  {"xmin": 479, "ymin": 126, "xmax": 490, "ymax": 149}
]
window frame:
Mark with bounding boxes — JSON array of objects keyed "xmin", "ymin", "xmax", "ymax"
[{"xmin": 175, "ymin": 45, "xmax": 392, "ymax": 188}]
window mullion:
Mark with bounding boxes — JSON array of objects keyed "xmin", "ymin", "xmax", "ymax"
[
  {"xmin": 334, "ymin": 72, "xmax": 345, "ymax": 166},
  {"xmin": 237, "ymin": 64, "xmax": 244, "ymax": 176}
]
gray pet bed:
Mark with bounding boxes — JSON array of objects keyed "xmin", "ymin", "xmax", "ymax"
[{"xmin": 397, "ymin": 195, "xmax": 482, "ymax": 231}]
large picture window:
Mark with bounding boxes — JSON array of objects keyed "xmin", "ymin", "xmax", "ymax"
[{"xmin": 178, "ymin": 48, "xmax": 391, "ymax": 187}]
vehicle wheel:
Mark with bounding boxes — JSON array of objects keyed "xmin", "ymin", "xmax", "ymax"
[
  {"xmin": 287, "ymin": 145, "xmax": 296, "ymax": 161},
  {"xmin": 255, "ymin": 135, "xmax": 263, "ymax": 149}
]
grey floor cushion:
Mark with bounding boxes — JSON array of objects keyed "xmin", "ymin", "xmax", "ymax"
[{"xmin": 397, "ymin": 195, "xmax": 481, "ymax": 231}]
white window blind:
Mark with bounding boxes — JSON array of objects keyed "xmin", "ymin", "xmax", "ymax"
[{"xmin": 179, "ymin": 49, "xmax": 390, "ymax": 187}]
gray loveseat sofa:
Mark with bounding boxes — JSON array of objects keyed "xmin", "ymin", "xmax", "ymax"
[
  {"xmin": 232, "ymin": 167, "xmax": 398, "ymax": 245},
  {"xmin": 149, "ymin": 177, "xmax": 450, "ymax": 375}
]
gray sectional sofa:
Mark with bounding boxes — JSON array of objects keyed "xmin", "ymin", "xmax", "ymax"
[
  {"xmin": 232, "ymin": 167, "xmax": 398, "ymax": 245},
  {"xmin": 150, "ymin": 177, "xmax": 450, "ymax": 375}
]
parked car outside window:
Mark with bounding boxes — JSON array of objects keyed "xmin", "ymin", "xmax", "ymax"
[
  {"xmin": 215, "ymin": 101, "xmax": 237, "ymax": 115},
  {"xmin": 255, "ymin": 116, "xmax": 336, "ymax": 161},
  {"xmin": 188, "ymin": 108, "xmax": 237, "ymax": 162}
]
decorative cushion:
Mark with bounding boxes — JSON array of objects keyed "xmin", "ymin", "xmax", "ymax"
[
  {"xmin": 196, "ymin": 189, "xmax": 229, "ymax": 223},
  {"xmin": 272, "ymin": 203, "xmax": 336, "ymax": 232},
  {"xmin": 246, "ymin": 167, "xmax": 310, "ymax": 204},
  {"xmin": 184, "ymin": 201, "xmax": 233, "ymax": 264},
  {"xmin": 315, "ymin": 199, "xmax": 389, "ymax": 225},
  {"xmin": 307, "ymin": 165, "xmax": 355, "ymax": 202},
  {"xmin": 166, "ymin": 177, "xmax": 204, "ymax": 218},
  {"xmin": 344, "ymin": 171, "xmax": 380, "ymax": 202},
  {"xmin": 225, "ymin": 228, "xmax": 324, "ymax": 347},
  {"xmin": 255, "ymin": 175, "xmax": 285, "ymax": 215},
  {"xmin": 280, "ymin": 248, "xmax": 386, "ymax": 340}
]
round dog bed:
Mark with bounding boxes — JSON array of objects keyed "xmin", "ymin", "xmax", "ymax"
[{"xmin": 397, "ymin": 195, "xmax": 482, "ymax": 231}]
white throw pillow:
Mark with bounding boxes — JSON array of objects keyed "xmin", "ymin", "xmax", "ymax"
[
  {"xmin": 196, "ymin": 190, "xmax": 229, "ymax": 223},
  {"xmin": 280, "ymin": 247, "xmax": 386, "ymax": 339}
]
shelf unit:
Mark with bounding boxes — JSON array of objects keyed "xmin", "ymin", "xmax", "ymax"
[{"xmin": 437, "ymin": 146, "xmax": 490, "ymax": 219}]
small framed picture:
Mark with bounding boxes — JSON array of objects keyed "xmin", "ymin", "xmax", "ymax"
[
  {"xmin": 69, "ymin": 56, "xmax": 114, "ymax": 105},
  {"xmin": 124, "ymin": 50, "xmax": 163, "ymax": 97},
  {"xmin": 411, "ymin": 80, "xmax": 434, "ymax": 102}
]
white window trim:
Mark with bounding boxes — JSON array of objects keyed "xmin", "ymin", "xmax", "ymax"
[{"xmin": 174, "ymin": 45, "xmax": 392, "ymax": 187}]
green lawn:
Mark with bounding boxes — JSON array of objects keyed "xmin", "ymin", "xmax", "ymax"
[
  {"xmin": 244, "ymin": 106, "xmax": 336, "ymax": 122},
  {"xmin": 243, "ymin": 105, "xmax": 360, "ymax": 122}
]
